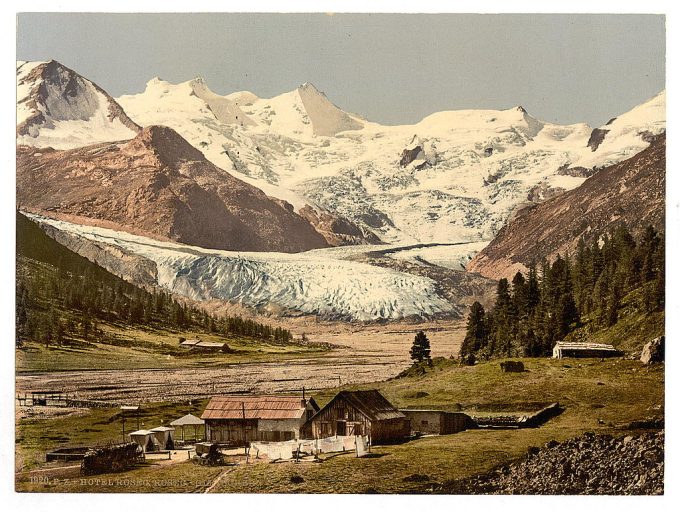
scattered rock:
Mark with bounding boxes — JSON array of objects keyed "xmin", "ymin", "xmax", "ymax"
[
  {"xmin": 640, "ymin": 336, "xmax": 664, "ymax": 365},
  {"xmin": 403, "ymin": 473, "xmax": 431, "ymax": 482},
  {"xmin": 436, "ymin": 430, "xmax": 664, "ymax": 495},
  {"xmin": 500, "ymin": 361, "xmax": 525, "ymax": 373}
]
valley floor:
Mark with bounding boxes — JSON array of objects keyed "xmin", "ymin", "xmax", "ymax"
[
  {"xmin": 15, "ymin": 354, "xmax": 664, "ymax": 494},
  {"xmin": 15, "ymin": 321, "xmax": 466, "ymax": 402}
]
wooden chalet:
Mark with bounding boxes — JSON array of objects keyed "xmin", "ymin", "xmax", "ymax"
[
  {"xmin": 201, "ymin": 395, "xmax": 319, "ymax": 446},
  {"xmin": 306, "ymin": 390, "xmax": 410, "ymax": 443}
]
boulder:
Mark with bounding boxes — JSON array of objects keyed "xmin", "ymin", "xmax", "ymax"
[
  {"xmin": 640, "ymin": 336, "xmax": 664, "ymax": 365},
  {"xmin": 500, "ymin": 361, "xmax": 525, "ymax": 373}
]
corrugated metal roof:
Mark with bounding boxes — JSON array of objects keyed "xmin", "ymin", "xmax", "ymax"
[
  {"xmin": 554, "ymin": 341, "xmax": 617, "ymax": 351},
  {"xmin": 335, "ymin": 390, "xmax": 405, "ymax": 421},
  {"xmin": 201, "ymin": 395, "xmax": 308, "ymax": 420},
  {"xmin": 170, "ymin": 413, "xmax": 205, "ymax": 426}
]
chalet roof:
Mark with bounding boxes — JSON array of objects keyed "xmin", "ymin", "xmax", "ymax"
[
  {"xmin": 195, "ymin": 341, "xmax": 227, "ymax": 348},
  {"xmin": 180, "ymin": 339, "xmax": 201, "ymax": 346},
  {"xmin": 180, "ymin": 340, "xmax": 226, "ymax": 348},
  {"xmin": 170, "ymin": 413, "xmax": 205, "ymax": 426},
  {"xmin": 201, "ymin": 395, "xmax": 312, "ymax": 421},
  {"xmin": 554, "ymin": 341, "xmax": 618, "ymax": 351},
  {"xmin": 333, "ymin": 390, "xmax": 405, "ymax": 421}
]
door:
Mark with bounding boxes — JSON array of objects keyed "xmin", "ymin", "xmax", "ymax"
[{"xmin": 336, "ymin": 421, "xmax": 346, "ymax": 436}]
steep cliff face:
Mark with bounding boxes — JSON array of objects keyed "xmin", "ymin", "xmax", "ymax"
[
  {"xmin": 468, "ymin": 134, "xmax": 666, "ymax": 280},
  {"xmin": 298, "ymin": 205, "xmax": 382, "ymax": 246},
  {"xmin": 17, "ymin": 125, "xmax": 330, "ymax": 253}
]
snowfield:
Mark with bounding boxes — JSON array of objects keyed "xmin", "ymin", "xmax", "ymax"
[
  {"xmin": 386, "ymin": 242, "xmax": 489, "ymax": 270},
  {"xmin": 117, "ymin": 78, "xmax": 665, "ymax": 245},
  {"xmin": 27, "ymin": 215, "xmax": 457, "ymax": 321}
]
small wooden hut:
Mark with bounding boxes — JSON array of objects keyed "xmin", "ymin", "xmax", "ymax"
[
  {"xmin": 400, "ymin": 409, "xmax": 473, "ymax": 435},
  {"xmin": 306, "ymin": 390, "xmax": 410, "ymax": 443},
  {"xmin": 179, "ymin": 339, "xmax": 230, "ymax": 352},
  {"xmin": 552, "ymin": 341, "xmax": 621, "ymax": 359}
]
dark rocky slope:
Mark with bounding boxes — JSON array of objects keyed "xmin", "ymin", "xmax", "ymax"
[{"xmin": 469, "ymin": 134, "xmax": 665, "ymax": 280}]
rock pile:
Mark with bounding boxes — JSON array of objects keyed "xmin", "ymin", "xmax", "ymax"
[{"xmin": 438, "ymin": 430, "xmax": 664, "ymax": 495}]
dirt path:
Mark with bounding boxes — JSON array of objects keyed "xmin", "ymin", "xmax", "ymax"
[{"xmin": 204, "ymin": 467, "xmax": 237, "ymax": 493}]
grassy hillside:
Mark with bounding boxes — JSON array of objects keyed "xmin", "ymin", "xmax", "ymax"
[
  {"xmin": 564, "ymin": 285, "xmax": 665, "ymax": 354},
  {"xmin": 15, "ymin": 213, "xmax": 325, "ymax": 371}
]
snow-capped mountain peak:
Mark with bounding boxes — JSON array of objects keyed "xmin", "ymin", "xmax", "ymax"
[
  {"xmin": 16, "ymin": 60, "xmax": 140, "ymax": 149},
  {"xmin": 115, "ymin": 77, "xmax": 665, "ymax": 245}
]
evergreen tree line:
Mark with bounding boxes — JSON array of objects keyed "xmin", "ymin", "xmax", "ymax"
[
  {"xmin": 15, "ymin": 213, "xmax": 292, "ymax": 346},
  {"xmin": 460, "ymin": 224, "xmax": 664, "ymax": 364}
]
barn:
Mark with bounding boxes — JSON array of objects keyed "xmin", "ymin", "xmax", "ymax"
[
  {"xmin": 552, "ymin": 341, "xmax": 621, "ymax": 359},
  {"xmin": 306, "ymin": 390, "xmax": 410, "ymax": 443},
  {"xmin": 400, "ymin": 409, "xmax": 473, "ymax": 435},
  {"xmin": 201, "ymin": 395, "xmax": 319, "ymax": 446}
]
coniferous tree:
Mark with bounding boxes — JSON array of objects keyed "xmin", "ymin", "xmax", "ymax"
[
  {"xmin": 457, "ymin": 224, "xmax": 663, "ymax": 362},
  {"xmin": 410, "ymin": 330, "xmax": 431, "ymax": 363},
  {"xmin": 460, "ymin": 301, "xmax": 486, "ymax": 364}
]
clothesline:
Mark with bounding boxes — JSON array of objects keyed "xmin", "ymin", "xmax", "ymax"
[{"xmin": 250, "ymin": 435, "xmax": 370, "ymax": 461}]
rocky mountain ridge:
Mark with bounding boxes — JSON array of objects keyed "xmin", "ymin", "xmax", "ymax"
[
  {"xmin": 17, "ymin": 125, "xmax": 330, "ymax": 253},
  {"xmin": 468, "ymin": 133, "xmax": 665, "ymax": 280},
  {"xmin": 116, "ymin": 73, "xmax": 665, "ymax": 245},
  {"xmin": 17, "ymin": 60, "xmax": 140, "ymax": 148}
]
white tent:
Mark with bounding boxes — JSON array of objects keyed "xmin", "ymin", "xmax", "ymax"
[
  {"xmin": 150, "ymin": 426, "xmax": 175, "ymax": 450},
  {"xmin": 128, "ymin": 429, "xmax": 157, "ymax": 452}
]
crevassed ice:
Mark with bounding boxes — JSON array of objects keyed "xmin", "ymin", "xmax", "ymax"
[{"xmin": 27, "ymin": 214, "xmax": 455, "ymax": 321}]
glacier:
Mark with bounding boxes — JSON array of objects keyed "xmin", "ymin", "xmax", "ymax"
[{"xmin": 27, "ymin": 214, "xmax": 460, "ymax": 321}]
